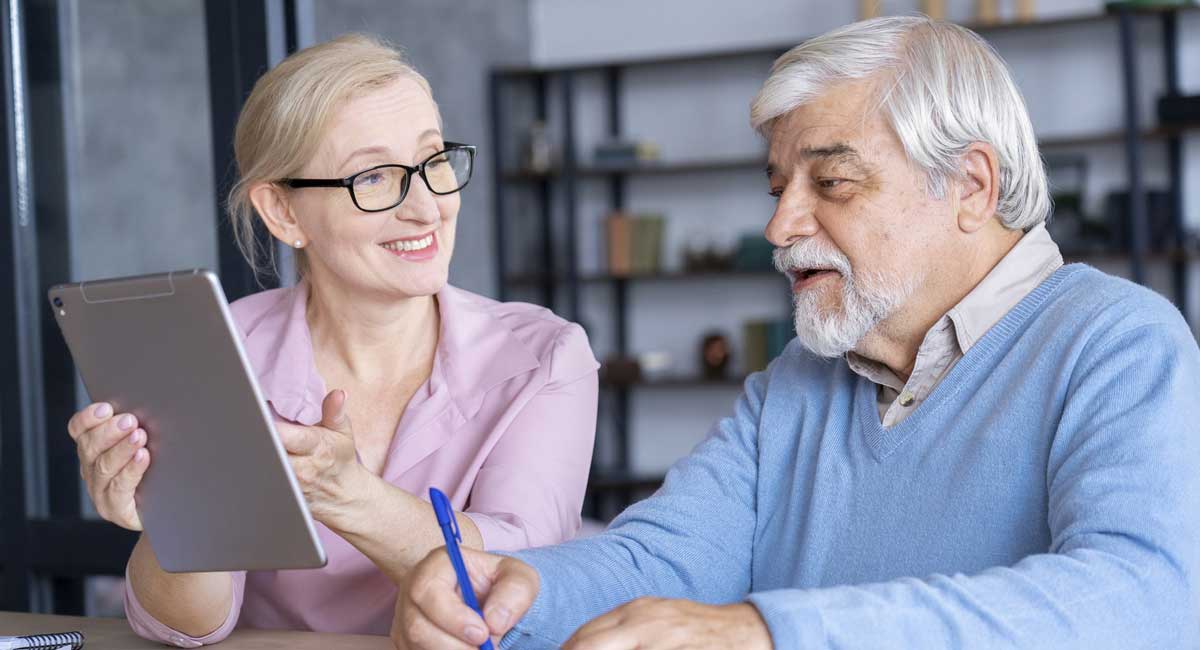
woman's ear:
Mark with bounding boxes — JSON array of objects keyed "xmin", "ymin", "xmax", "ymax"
[
  {"xmin": 955, "ymin": 142, "xmax": 1001, "ymax": 234},
  {"xmin": 249, "ymin": 182, "xmax": 308, "ymax": 247}
]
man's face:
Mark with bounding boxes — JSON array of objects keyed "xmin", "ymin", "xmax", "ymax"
[{"xmin": 765, "ymin": 78, "xmax": 957, "ymax": 357}]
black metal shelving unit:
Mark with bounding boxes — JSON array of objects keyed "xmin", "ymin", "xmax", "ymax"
[{"xmin": 490, "ymin": 5, "xmax": 1199, "ymax": 519}]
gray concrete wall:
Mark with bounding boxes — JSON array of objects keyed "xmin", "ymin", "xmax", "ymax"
[
  {"xmin": 307, "ymin": 0, "xmax": 533, "ymax": 297},
  {"xmin": 66, "ymin": 0, "xmax": 216, "ymax": 283}
]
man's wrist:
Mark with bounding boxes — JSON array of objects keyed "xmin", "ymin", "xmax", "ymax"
[{"xmin": 730, "ymin": 602, "xmax": 774, "ymax": 650}]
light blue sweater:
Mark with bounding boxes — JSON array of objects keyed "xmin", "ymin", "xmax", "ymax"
[{"xmin": 502, "ymin": 265, "xmax": 1200, "ymax": 649}]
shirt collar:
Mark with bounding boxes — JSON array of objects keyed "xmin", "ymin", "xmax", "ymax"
[
  {"xmin": 944, "ymin": 222, "xmax": 1063, "ymax": 353},
  {"xmin": 242, "ymin": 282, "xmax": 541, "ymax": 425},
  {"xmin": 844, "ymin": 222, "xmax": 1063, "ymax": 382}
]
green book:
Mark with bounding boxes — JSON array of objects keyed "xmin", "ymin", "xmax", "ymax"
[
  {"xmin": 630, "ymin": 214, "xmax": 665, "ymax": 275},
  {"xmin": 630, "ymin": 218, "xmax": 650, "ymax": 275},
  {"xmin": 742, "ymin": 321, "xmax": 769, "ymax": 374}
]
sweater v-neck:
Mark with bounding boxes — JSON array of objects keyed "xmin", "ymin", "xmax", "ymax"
[{"xmin": 856, "ymin": 264, "xmax": 1082, "ymax": 461}]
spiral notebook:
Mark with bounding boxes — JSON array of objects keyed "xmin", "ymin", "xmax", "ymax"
[{"xmin": 0, "ymin": 631, "xmax": 85, "ymax": 649}]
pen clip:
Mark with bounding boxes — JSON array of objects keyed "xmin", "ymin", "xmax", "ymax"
[{"xmin": 449, "ymin": 506, "xmax": 462, "ymax": 543}]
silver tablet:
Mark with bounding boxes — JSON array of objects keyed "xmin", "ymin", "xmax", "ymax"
[{"xmin": 48, "ymin": 269, "xmax": 326, "ymax": 573}]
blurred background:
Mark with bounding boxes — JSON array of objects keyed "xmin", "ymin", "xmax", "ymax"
[{"xmin": 2, "ymin": 0, "xmax": 1197, "ymax": 619}]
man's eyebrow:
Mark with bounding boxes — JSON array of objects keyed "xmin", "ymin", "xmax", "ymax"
[
  {"xmin": 766, "ymin": 143, "xmax": 872, "ymax": 178},
  {"xmin": 799, "ymin": 143, "xmax": 862, "ymax": 164}
]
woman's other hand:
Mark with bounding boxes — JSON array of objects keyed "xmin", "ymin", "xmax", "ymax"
[
  {"xmin": 68, "ymin": 402, "xmax": 150, "ymax": 530},
  {"xmin": 275, "ymin": 389, "xmax": 374, "ymax": 526}
]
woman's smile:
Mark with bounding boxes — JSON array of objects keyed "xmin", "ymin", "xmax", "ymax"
[{"xmin": 378, "ymin": 230, "xmax": 438, "ymax": 261}]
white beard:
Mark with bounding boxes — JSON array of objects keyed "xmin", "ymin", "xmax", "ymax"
[{"xmin": 773, "ymin": 240, "xmax": 914, "ymax": 358}]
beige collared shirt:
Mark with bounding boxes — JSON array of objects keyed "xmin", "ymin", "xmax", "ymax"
[{"xmin": 846, "ymin": 223, "xmax": 1064, "ymax": 427}]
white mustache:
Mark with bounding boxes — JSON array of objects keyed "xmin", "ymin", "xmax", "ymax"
[{"xmin": 772, "ymin": 240, "xmax": 853, "ymax": 280}]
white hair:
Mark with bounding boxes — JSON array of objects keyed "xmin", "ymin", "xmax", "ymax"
[{"xmin": 751, "ymin": 15, "xmax": 1050, "ymax": 231}]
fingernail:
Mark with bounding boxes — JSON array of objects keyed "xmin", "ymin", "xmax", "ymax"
[
  {"xmin": 129, "ymin": 429, "xmax": 144, "ymax": 445},
  {"xmin": 117, "ymin": 414, "xmax": 135, "ymax": 431},
  {"xmin": 464, "ymin": 625, "xmax": 487, "ymax": 644},
  {"xmin": 486, "ymin": 606, "xmax": 511, "ymax": 629},
  {"xmin": 134, "ymin": 449, "xmax": 147, "ymax": 463},
  {"xmin": 93, "ymin": 403, "xmax": 112, "ymax": 418}
]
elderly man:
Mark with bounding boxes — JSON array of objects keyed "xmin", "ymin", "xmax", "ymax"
[{"xmin": 392, "ymin": 15, "xmax": 1200, "ymax": 650}]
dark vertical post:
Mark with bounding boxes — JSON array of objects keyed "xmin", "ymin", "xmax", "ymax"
[
  {"xmin": 604, "ymin": 66, "xmax": 631, "ymax": 517},
  {"xmin": 282, "ymin": 0, "xmax": 298, "ymax": 55},
  {"xmin": 24, "ymin": 0, "xmax": 84, "ymax": 613},
  {"xmin": 204, "ymin": 0, "xmax": 278, "ymax": 301},
  {"xmin": 535, "ymin": 73, "xmax": 556, "ymax": 309},
  {"xmin": 489, "ymin": 71, "xmax": 509, "ymax": 301},
  {"xmin": 606, "ymin": 67, "xmax": 625, "ymax": 210},
  {"xmin": 1161, "ymin": 9, "xmax": 1188, "ymax": 322},
  {"xmin": 560, "ymin": 71, "xmax": 580, "ymax": 322},
  {"xmin": 1115, "ymin": 7, "xmax": 1148, "ymax": 286},
  {"xmin": 1, "ymin": 0, "xmax": 40, "ymax": 613}
]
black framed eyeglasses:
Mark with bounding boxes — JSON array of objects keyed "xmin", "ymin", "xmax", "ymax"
[{"xmin": 281, "ymin": 142, "xmax": 476, "ymax": 212}]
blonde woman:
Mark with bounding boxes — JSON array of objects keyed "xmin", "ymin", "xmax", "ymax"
[{"xmin": 63, "ymin": 34, "xmax": 598, "ymax": 644}]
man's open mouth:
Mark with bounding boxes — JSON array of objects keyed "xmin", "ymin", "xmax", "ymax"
[
  {"xmin": 792, "ymin": 267, "xmax": 841, "ymax": 289},
  {"xmin": 799, "ymin": 268, "xmax": 832, "ymax": 279}
]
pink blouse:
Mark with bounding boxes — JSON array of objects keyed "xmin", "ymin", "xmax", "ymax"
[{"xmin": 124, "ymin": 283, "xmax": 599, "ymax": 646}]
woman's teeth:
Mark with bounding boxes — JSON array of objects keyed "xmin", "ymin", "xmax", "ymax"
[{"xmin": 381, "ymin": 234, "xmax": 434, "ymax": 252}]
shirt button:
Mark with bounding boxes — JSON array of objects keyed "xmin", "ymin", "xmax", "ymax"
[{"xmin": 898, "ymin": 392, "xmax": 915, "ymax": 407}]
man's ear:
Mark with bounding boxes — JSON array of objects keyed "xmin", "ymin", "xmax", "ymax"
[
  {"xmin": 955, "ymin": 142, "xmax": 1000, "ymax": 234},
  {"xmin": 249, "ymin": 182, "xmax": 308, "ymax": 247}
]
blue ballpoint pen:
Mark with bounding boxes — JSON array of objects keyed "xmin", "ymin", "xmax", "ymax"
[{"xmin": 430, "ymin": 487, "xmax": 495, "ymax": 650}]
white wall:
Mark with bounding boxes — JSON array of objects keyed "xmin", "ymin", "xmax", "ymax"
[{"xmin": 526, "ymin": 0, "xmax": 1200, "ymax": 474}]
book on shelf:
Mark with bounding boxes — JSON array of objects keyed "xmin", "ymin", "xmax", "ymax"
[
  {"xmin": 606, "ymin": 211, "xmax": 665, "ymax": 276},
  {"xmin": 631, "ymin": 214, "xmax": 664, "ymax": 275},
  {"xmin": 606, "ymin": 211, "xmax": 634, "ymax": 275},
  {"xmin": 594, "ymin": 139, "xmax": 660, "ymax": 167}
]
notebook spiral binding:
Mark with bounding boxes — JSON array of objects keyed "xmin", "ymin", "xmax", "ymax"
[{"xmin": 15, "ymin": 631, "xmax": 84, "ymax": 649}]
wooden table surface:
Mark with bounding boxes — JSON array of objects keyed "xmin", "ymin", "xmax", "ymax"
[{"xmin": 0, "ymin": 612, "xmax": 393, "ymax": 649}]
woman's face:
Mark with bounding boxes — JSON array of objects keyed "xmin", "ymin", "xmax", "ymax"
[{"xmin": 289, "ymin": 77, "xmax": 459, "ymax": 299}]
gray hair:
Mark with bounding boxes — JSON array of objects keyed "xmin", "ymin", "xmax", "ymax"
[{"xmin": 750, "ymin": 15, "xmax": 1050, "ymax": 231}]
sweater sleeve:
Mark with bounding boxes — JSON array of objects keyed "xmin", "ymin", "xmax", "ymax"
[
  {"xmin": 498, "ymin": 370, "xmax": 769, "ymax": 649},
  {"xmin": 748, "ymin": 319, "xmax": 1200, "ymax": 649}
]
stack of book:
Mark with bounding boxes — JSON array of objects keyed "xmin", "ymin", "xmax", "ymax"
[
  {"xmin": 593, "ymin": 140, "xmax": 660, "ymax": 168},
  {"xmin": 606, "ymin": 212, "xmax": 666, "ymax": 276}
]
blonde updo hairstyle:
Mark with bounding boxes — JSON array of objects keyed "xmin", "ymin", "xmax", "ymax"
[{"xmin": 228, "ymin": 33, "xmax": 439, "ymax": 281}]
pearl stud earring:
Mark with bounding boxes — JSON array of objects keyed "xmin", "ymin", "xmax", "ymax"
[{"xmin": 293, "ymin": 240, "xmax": 304, "ymax": 249}]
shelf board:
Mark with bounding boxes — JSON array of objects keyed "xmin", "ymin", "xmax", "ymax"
[
  {"xmin": 508, "ymin": 249, "xmax": 1198, "ymax": 288},
  {"xmin": 1040, "ymin": 123, "xmax": 1200, "ymax": 149},
  {"xmin": 507, "ymin": 269, "xmax": 783, "ymax": 286},
  {"xmin": 500, "ymin": 123, "xmax": 1200, "ymax": 182},
  {"xmin": 501, "ymin": 156, "xmax": 766, "ymax": 181}
]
